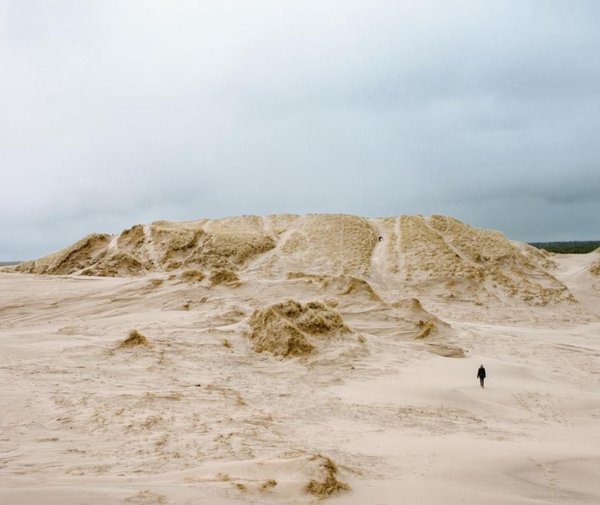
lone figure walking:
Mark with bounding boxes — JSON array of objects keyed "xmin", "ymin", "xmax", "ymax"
[{"xmin": 477, "ymin": 364, "xmax": 486, "ymax": 388}]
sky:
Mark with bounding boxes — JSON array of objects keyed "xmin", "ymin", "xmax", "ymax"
[{"xmin": 1, "ymin": 0, "xmax": 599, "ymax": 260}]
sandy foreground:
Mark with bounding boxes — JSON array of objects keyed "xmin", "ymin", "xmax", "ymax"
[{"xmin": 1, "ymin": 222, "xmax": 600, "ymax": 504}]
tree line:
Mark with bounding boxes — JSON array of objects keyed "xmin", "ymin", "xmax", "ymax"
[{"xmin": 529, "ymin": 241, "xmax": 600, "ymax": 254}]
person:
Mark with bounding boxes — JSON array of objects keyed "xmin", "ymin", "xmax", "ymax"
[{"xmin": 477, "ymin": 364, "xmax": 486, "ymax": 388}]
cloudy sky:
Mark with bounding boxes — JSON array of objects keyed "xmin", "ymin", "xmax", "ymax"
[{"xmin": 1, "ymin": 1, "xmax": 599, "ymax": 259}]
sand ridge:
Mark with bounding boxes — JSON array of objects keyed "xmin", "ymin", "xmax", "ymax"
[{"xmin": 13, "ymin": 214, "xmax": 577, "ymax": 310}]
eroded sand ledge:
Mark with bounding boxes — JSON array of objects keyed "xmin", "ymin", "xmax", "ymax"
[{"xmin": 1, "ymin": 214, "xmax": 599, "ymax": 504}]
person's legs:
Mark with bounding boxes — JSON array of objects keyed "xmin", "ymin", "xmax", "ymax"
[{"xmin": 480, "ymin": 377, "xmax": 484, "ymax": 388}]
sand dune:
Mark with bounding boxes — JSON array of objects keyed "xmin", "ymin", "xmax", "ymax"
[
  {"xmin": 1, "ymin": 214, "xmax": 599, "ymax": 504},
  {"xmin": 13, "ymin": 214, "xmax": 571, "ymax": 305}
]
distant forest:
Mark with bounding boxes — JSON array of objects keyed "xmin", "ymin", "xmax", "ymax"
[{"xmin": 529, "ymin": 241, "xmax": 600, "ymax": 254}]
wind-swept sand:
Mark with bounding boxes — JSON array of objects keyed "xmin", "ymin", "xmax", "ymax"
[{"xmin": 1, "ymin": 214, "xmax": 599, "ymax": 504}]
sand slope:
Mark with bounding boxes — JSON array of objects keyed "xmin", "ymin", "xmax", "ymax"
[{"xmin": 1, "ymin": 214, "xmax": 599, "ymax": 504}]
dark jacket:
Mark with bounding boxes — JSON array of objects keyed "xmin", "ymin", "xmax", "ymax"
[{"xmin": 477, "ymin": 367, "xmax": 486, "ymax": 379}]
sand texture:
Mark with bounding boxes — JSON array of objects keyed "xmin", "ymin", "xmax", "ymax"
[{"xmin": 1, "ymin": 213, "xmax": 599, "ymax": 504}]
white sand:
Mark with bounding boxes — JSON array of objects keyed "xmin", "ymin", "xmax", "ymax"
[{"xmin": 1, "ymin": 215, "xmax": 599, "ymax": 504}]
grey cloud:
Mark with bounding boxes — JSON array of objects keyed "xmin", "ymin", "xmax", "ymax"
[{"xmin": 1, "ymin": 1, "xmax": 600, "ymax": 259}]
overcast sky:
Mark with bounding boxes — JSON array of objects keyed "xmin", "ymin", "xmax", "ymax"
[{"xmin": 1, "ymin": 1, "xmax": 599, "ymax": 259}]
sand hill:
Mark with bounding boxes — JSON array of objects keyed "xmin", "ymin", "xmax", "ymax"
[{"xmin": 14, "ymin": 214, "xmax": 574, "ymax": 307}]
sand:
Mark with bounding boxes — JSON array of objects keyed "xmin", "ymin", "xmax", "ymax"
[{"xmin": 1, "ymin": 213, "xmax": 599, "ymax": 504}]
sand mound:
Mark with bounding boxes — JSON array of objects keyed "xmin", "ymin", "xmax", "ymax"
[
  {"xmin": 391, "ymin": 298, "xmax": 451, "ymax": 339},
  {"xmin": 304, "ymin": 454, "xmax": 350, "ymax": 497},
  {"xmin": 16, "ymin": 233, "xmax": 111, "ymax": 275},
  {"xmin": 425, "ymin": 343, "xmax": 466, "ymax": 358},
  {"xmin": 209, "ymin": 268, "xmax": 240, "ymax": 287},
  {"xmin": 589, "ymin": 260, "xmax": 600, "ymax": 277},
  {"xmin": 118, "ymin": 329, "xmax": 151, "ymax": 348},
  {"xmin": 182, "ymin": 453, "xmax": 349, "ymax": 500},
  {"xmin": 247, "ymin": 300, "xmax": 350, "ymax": 357},
  {"xmin": 81, "ymin": 252, "xmax": 146, "ymax": 277},
  {"xmin": 415, "ymin": 320, "xmax": 436, "ymax": 339},
  {"xmin": 337, "ymin": 276, "xmax": 383, "ymax": 302},
  {"xmin": 179, "ymin": 269, "xmax": 205, "ymax": 282}
]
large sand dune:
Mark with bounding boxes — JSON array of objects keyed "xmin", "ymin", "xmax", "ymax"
[
  {"xmin": 1, "ymin": 214, "xmax": 599, "ymax": 504},
  {"xmin": 14, "ymin": 214, "xmax": 573, "ymax": 305}
]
